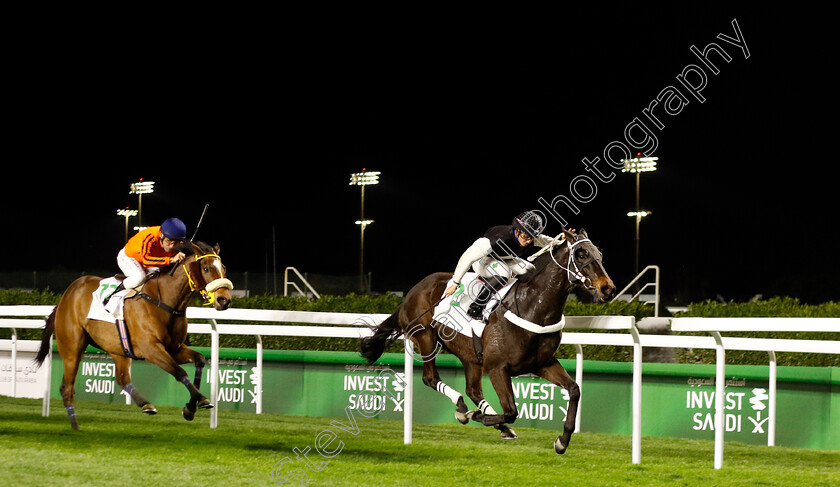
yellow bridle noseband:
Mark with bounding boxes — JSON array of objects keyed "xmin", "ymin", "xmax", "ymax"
[{"xmin": 183, "ymin": 253, "xmax": 234, "ymax": 305}]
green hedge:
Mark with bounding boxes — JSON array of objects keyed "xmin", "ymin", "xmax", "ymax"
[{"xmin": 1, "ymin": 290, "xmax": 836, "ymax": 367}]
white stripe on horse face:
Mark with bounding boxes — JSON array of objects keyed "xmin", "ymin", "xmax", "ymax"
[{"xmin": 212, "ymin": 258, "xmax": 224, "ymax": 277}]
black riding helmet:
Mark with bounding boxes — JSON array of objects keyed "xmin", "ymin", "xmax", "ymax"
[{"xmin": 513, "ymin": 211, "xmax": 545, "ymax": 239}]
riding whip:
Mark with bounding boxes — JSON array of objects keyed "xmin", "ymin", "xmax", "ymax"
[{"xmin": 191, "ymin": 204, "xmax": 209, "ymax": 242}]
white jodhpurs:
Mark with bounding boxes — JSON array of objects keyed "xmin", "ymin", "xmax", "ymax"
[{"xmin": 117, "ymin": 249, "xmax": 157, "ymax": 289}]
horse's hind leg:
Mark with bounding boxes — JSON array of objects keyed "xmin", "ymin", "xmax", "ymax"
[
  {"xmin": 537, "ymin": 360, "xmax": 580, "ymax": 454},
  {"xmin": 171, "ymin": 345, "xmax": 209, "ymax": 421},
  {"xmin": 111, "ymin": 354, "xmax": 157, "ymax": 414},
  {"xmin": 58, "ymin": 342, "xmax": 85, "ymax": 430},
  {"xmin": 408, "ymin": 328, "xmax": 470, "ymax": 423},
  {"xmin": 56, "ymin": 319, "xmax": 87, "ymax": 430}
]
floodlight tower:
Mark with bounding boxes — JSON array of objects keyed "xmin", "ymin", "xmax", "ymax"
[
  {"xmin": 129, "ymin": 179, "xmax": 155, "ymax": 230},
  {"xmin": 349, "ymin": 169, "xmax": 380, "ymax": 280},
  {"xmin": 621, "ymin": 156, "xmax": 658, "ymax": 277},
  {"xmin": 117, "ymin": 207, "xmax": 138, "ymax": 242}
]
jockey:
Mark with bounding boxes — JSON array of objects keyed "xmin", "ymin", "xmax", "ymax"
[
  {"xmin": 443, "ymin": 211, "xmax": 550, "ymax": 363},
  {"xmin": 103, "ymin": 218, "xmax": 188, "ymax": 305}
]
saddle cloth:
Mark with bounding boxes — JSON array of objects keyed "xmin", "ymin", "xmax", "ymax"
[
  {"xmin": 86, "ymin": 277, "xmax": 128, "ymax": 323},
  {"xmin": 432, "ymin": 273, "xmax": 516, "ymax": 338}
]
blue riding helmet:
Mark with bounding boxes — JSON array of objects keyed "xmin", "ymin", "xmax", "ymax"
[{"xmin": 161, "ymin": 218, "xmax": 187, "ymax": 241}]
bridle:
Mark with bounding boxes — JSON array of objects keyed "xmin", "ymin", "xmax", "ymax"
[
  {"xmin": 182, "ymin": 252, "xmax": 234, "ymax": 306},
  {"xmin": 528, "ymin": 234, "xmax": 602, "ymax": 291}
]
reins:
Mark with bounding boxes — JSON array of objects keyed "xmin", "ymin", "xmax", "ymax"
[
  {"xmin": 501, "ymin": 234, "xmax": 601, "ymax": 322},
  {"xmin": 139, "ymin": 252, "xmax": 233, "ymax": 315}
]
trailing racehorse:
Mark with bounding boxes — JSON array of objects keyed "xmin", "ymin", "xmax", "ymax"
[
  {"xmin": 34, "ymin": 241, "xmax": 233, "ymax": 430},
  {"xmin": 360, "ymin": 229, "xmax": 615, "ymax": 453}
]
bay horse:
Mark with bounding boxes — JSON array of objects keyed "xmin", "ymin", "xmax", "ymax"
[
  {"xmin": 360, "ymin": 228, "xmax": 615, "ymax": 453},
  {"xmin": 34, "ymin": 241, "xmax": 233, "ymax": 430}
]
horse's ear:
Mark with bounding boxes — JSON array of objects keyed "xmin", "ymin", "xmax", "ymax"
[
  {"xmin": 214, "ymin": 243, "xmax": 221, "ymax": 255},
  {"xmin": 563, "ymin": 228, "xmax": 576, "ymax": 241},
  {"xmin": 579, "ymin": 228, "xmax": 589, "ymax": 238}
]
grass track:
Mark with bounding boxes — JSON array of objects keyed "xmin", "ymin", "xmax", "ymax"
[{"xmin": 1, "ymin": 397, "xmax": 838, "ymax": 486}]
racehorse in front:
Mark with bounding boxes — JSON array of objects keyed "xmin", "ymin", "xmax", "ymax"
[
  {"xmin": 360, "ymin": 228, "xmax": 615, "ymax": 454},
  {"xmin": 34, "ymin": 241, "xmax": 233, "ymax": 430}
]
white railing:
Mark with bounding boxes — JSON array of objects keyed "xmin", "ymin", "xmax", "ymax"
[
  {"xmin": 668, "ymin": 317, "xmax": 840, "ymax": 470},
  {"xmin": 283, "ymin": 267, "xmax": 320, "ymax": 298},
  {"xmin": 612, "ymin": 265, "xmax": 660, "ymax": 316},
  {"xmin": 2, "ymin": 306, "xmax": 838, "ymax": 470},
  {"xmin": 0, "ymin": 305, "xmax": 641, "ymax": 458}
]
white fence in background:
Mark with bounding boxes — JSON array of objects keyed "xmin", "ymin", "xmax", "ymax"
[{"xmin": 2, "ymin": 305, "xmax": 838, "ymax": 470}]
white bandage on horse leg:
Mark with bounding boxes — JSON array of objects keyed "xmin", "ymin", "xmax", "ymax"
[
  {"xmin": 436, "ymin": 382, "xmax": 462, "ymax": 405},
  {"xmin": 478, "ymin": 399, "xmax": 498, "ymax": 415}
]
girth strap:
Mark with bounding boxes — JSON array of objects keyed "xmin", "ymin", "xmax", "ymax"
[
  {"xmin": 115, "ymin": 319, "xmax": 139, "ymax": 359},
  {"xmin": 138, "ymin": 292, "xmax": 186, "ymax": 316}
]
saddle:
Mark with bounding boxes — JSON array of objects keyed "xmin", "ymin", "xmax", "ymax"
[{"xmin": 87, "ymin": 276, "xmax": 142, "ymax": 359}]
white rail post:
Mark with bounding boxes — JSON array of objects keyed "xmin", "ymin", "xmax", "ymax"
[
  {"xmin": 631, "ymin": 325, "xmax": 642, "ymax": 465},
  {"xmin": 42, "ymin": 335, "xmax": 52, "ymax": 416},
  {"xmin": 210, "ymin": 318, "xmax": 219, "ymax": 429},
  {"xmin": 712, "ymin": 331, "xmax": 725, "ymax": 470},
  {"xmin": 403, "ymin": 336, "xmax": 413, "ymax": 444},
  {"xmin": 256, "ymin": 334, "xmax": 263, "ymax": 415},
  {"xmin": 10, "ymin": 327, "xmax": 17, "ymax": 398},
  {"xmin": 574, "ymin": 344, "xmax": 583, "ymax": 433},
  {"xmin": 768, "ymin": 350, "xmax": 776, "ymax": 447}
]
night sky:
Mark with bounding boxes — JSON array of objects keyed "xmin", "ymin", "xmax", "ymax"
[{"xmin": 3, "ymin": 6, "xmax": 836, "ymax": 305}]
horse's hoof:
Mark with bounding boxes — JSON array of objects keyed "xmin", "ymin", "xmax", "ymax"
[
  {"xmin": 197, "ymin": 398, "xmax": 213, "ymax": 409},
  {"xmin": 554, "ymin": 437, "xmax": 568, "ymax": 454},
  {"xmin": 182, "ymin": 406, "xmax": 195, "ymax": 421},
  {"xmin": 465, "ymin": 409, "xmax": 479, "ymax": 422},
  {"xmin": 142, "ymin": 404, "xmax": 158, "ymax": 415},
  {"xmin": 496, "ymin": 424, "xmax": 517, "ymax": 440},
  {"xmin": 454, "ymin": 406, "xmax": 470, "ymax": 425}
]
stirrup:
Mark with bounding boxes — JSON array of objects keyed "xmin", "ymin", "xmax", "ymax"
[{"xmin": 103, "ymin": 283, "xmax": 125, "ymax": 306}]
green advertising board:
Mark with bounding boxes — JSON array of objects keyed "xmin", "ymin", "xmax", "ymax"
[{"xmin": 53, "ymin": 349, "xmax": 839, "ymax": 450}]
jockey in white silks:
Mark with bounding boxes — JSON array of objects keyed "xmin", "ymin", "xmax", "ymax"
[{"xmin": 443, "ymin": 211, "xmax": 553, "ymax": 363}]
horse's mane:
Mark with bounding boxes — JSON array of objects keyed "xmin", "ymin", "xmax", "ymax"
[
  {"xmin": 517, "ymin": 244, "xmax": 562, "ymax": 284},
  {"xmin": 175, "ymin": 240, "xmax": 215, "ymax": 256}
]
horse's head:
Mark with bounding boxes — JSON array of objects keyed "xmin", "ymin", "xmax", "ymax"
[
  {"xmin": 182, "ymin": 242, "xmax": 234, "ymax": 310},
  {"xmin": 556, "ymin": 228, "xmax": 616, "ymax": 303}
]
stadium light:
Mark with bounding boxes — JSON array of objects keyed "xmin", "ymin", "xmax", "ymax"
[
  {"xmin": 129, "ymin": 179, "xmax": 155, "ymax": 229},
  {"xmin": 117, "ymin": 207, "xmax": 138, "ymax": 242},
  {"xmin": 349, "ymin": 169, "xmax": 380, "ymax": 284},
  {"xmin": 621, "ymin": 156, "xmax": 658, "ymax": 278}
]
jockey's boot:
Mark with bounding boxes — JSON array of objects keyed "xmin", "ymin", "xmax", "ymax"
[
  {"xmin": 467, "ymin": 284, "xmax": 492, "ymax": 320},
  {"xmin": 467, "ymin": 276, "xmax": 507, "ymax": 320},
  {"xmin": 103, "ymin": 282, "xmax": 125, "ymax": 306},
  {"xmin": 472, "ymin": 331, "xmax": 484, "ymax": 365}
]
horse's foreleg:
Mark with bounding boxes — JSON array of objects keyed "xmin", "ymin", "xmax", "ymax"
[
  {"xmin": 111, "ymin": 354, "xmax": 156, "ymax": 414},
  {"xmin": 537, "ymin": 360, "xmax": 580, "ymax": 454},
  {"xmin": 143, "ymin": 345, "xmax": 212, "ymax": 421},
  {"xmin": 462, "ymin": 362, "xmax": 517, "ymax": 439},
  {"xmin": 171, "ymin": 345, "xmax": 208, "ymax": 420},
  {"xmin": 472, "ymin": 367, "xmax": 518, "ymax": 427}
]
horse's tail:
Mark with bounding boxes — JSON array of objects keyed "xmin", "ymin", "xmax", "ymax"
[
  {"xmin": 360, "ymin": 310, "xmax": 402, "ymax": 364},
  {"xmin": 34, "ymin": 307, "xmax": 57, "ymax": 368}
]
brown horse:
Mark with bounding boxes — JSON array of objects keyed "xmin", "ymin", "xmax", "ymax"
[
  {"xmin": 360, "ymin": 228, "xmax": 615, "ymax": 453},
  {"xmin": 34, "ymin": 241, "xmax": 233, "ymax": 430}
]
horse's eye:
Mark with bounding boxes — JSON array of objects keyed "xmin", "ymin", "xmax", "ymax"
[{"xmin": 576, "ymin": 249, "xmax": 588, "ymax": 261}]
